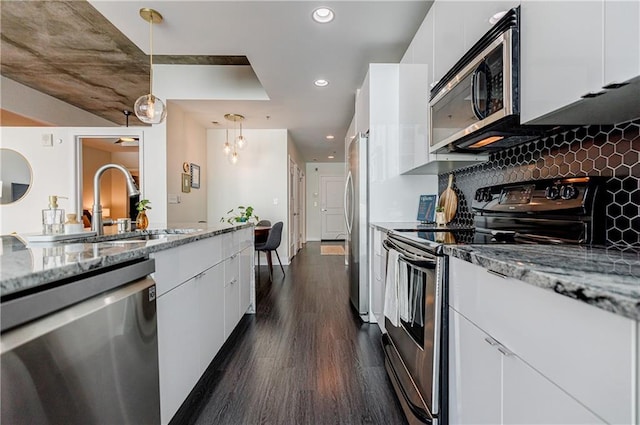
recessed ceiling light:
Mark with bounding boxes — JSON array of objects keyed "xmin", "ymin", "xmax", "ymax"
[
  {"xmin": 314, "ymin": 79, "xmax": 329, "ymax": 87},
  {"xmin": 312, "ymin": 7, "xmax": 334, "ymax": 24},
  {"xmin": 326, "ymin": 135, "xmax": 335, "ymax": 140},
  {"xmin": 328, "ymin": 155, "xmax": 335, "ymax": 159}
]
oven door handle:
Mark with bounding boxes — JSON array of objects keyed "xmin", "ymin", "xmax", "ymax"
[
  {"xmin": 383, "ymin": 240, "xmax": 437, "ymax": 269},
  {"xmin": 399, "ymin": 256, "xmax": 436, "ymax": 272}
]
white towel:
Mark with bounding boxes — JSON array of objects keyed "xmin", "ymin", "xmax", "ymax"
[
  {"xmin": 384, "ymin": 249, "xmax": 400, "ymax": 327},
  {"xmin": 398, "ymin": 260, "xmax": 409, "ymax": 322}
]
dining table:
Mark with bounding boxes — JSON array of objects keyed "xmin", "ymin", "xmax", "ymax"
[
  {"xmin": 254, "ymin": 225, "xmax": 273, "ymax": 276},
  {"xmin": 254, "ymin": 225, "xmax": 271, "ymax": 243}
]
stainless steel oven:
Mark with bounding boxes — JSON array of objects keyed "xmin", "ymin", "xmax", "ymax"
[{"xmin": 382, "ymin": 235, "xmax": 447, "ymax": 425}]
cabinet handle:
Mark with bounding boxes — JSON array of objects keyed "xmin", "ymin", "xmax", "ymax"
[
  {"xmin": 484, "ymin": 337, "xmax": 498, "ymax": 346},
  {"xmin": 487, "ymin": 269, "xmax": 507, "ymax": 279},
  {"xmin": 580, "ymin": 91, "xmax": 605, "ymax": 99},
  {"xmin": 230, "ymin": 279, "xmax": 237, "ymax": 285},
  {"xmin": 602, "ymin": 81, "xmax": 628, "ymax": 90},
  {"xmin": 230, "ymin": 254, "xmax": 238, "ymax": 259},
  {"xmin": 497, "ymin": 345, "xmax": 514, "ymax": 357}
]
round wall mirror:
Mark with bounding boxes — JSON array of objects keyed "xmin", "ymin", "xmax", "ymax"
[{"xmin": 0, "ymin": 149, "xmax": 33, "ymax": 205}]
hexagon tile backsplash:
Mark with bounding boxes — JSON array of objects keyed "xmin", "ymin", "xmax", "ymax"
[{"xmin": 439, "ymin": 117, "xmax": 640, "ymax": 247}]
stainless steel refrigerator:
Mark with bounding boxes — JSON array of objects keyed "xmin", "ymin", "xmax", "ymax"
[{"xmin": 345, "ymin": 132, "xmax": 369, "ymax": 320}]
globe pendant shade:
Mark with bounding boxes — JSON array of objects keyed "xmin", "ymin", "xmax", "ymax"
[
  {"xmin": 134, "ymin": 94, "xmax": 167, "ymax": 124},
  {"xmin": 228, "ymin": 151, "xmax": 239, "ymax": 165},
  {"xmin": 236, "ymin": 135, "xmax": 247, "ymax": 150}
]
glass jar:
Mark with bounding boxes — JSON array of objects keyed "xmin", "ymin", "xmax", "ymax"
[{"xmin": 136, "ymin": 210, "xmax": 149, "ymax": 230}]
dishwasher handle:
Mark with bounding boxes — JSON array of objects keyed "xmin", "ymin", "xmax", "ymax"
[
  {"xmin": 1, "ymin": 276, "xmax": 156, "ymax": 354},
  {"xmin": 1, "ymin": 258, "xmax": 155, "ymax": 333}
]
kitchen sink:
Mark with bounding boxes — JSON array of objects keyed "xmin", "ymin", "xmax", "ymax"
[{"xmin": 99, "ymin": 230, "xmax": 202, "ymax": 244}]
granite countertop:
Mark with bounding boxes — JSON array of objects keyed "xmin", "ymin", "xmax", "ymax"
[
  {"xmin": 370, "ymin": 222, "xmax": 640, "ymax": 321},
  {"xmin": 444, "ymin": 244, "xmax": 640, "ymax": 321},
  {"xmin": 0, "ymin": 223, "xmax": 253, "ymax": 298}
]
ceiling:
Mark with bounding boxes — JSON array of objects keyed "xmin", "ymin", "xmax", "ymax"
[{"xmin": 1, "ymin": 1, "xmax": 431, "ymax": 162}]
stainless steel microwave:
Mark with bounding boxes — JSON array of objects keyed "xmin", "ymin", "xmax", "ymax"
[{"xmin": 429, "ymin": 7, "xmax": 540, "ymax": 154}]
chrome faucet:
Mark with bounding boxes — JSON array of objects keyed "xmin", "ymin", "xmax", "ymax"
[{"xmin": 92, "ymin": 163, "xmax": 140, "ymax": 235}]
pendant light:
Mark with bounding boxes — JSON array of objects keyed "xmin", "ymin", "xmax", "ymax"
[
  {"xmin": 223, "ymin": 128, "xmax": 232, "ymax": 155},
  {"xmin": 115, "ymin": 110, "xmax": 139, "ymax": 146},
  {"xmin": 134, "ymin": 8, "xmax": 167, "ymax": 124},
  {"xmin": 236, "ymin": 121, "xmax": 248, "ymax": 150},
  {"xmin": 223, "ymin": 113, "xmax": 246, "ymax": 165}
]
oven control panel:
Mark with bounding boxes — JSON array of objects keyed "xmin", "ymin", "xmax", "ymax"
[
  {"xmin": 472, "ymin": 176, "xmax": 602, "ymax": 214},
  {"xmin": 499, "ymin": 185, "xmax": 534, "ymax": 205}
]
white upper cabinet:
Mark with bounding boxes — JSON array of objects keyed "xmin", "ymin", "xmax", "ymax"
[
  {"xmin": 432, "ymin": 1, "xmax": 465, "ymax": 85},
  {"xmin": 604, "ymin": 0, "xmax": 640, "ymax": 86},
  {"xmin": 520, "ymin": 1, "xmax": 603, "ymax": 124},
  {"xmin": 399, "ymin": 63, "xmax": 430, "ymax": 174},
  {"xmin": 394, "ymin": 1, "xmax": 488, "ymax": 175},
  {"xmin": 407, "ymin": 9, "xmax": 436, "ymax": 89},
  {"xmin": 520, "ymin": 0, "xmax": 640, "ymax": 125},
  {"xmin": 355, "ymin": 73, "xmax": 370, "ymax": 135},
  {"xmin": 463, "ymin": 1, "xmax": 521, "ymax": 51}
]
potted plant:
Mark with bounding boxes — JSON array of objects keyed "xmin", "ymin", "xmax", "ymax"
[
  {"xmin": 220, "ymin": 206, "xmax": 259, "ymax": 225},
  {"xmin": 435, "ymin": 206, "xmax": 446, "ymax": 226},
  {"xmin": 136, "ymin": 199, "xmax": 152, "ymax": 230}
]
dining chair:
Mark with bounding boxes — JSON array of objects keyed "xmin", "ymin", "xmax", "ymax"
[
  {"xmin": 255, "ymin": 221, "xmax": 285, "ymax": 280},
  {"xmin": 256, "ymin": 219, "xmax": 271, "ymax": 227}
]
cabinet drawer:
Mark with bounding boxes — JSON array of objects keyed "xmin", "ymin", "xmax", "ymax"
[
  {"xmin": 224, "ymin": 254, "xmax": 240, "ymax": 288},
  {"xmin": 221, "ymin": 231, "xmax": 241, "ymax": 258},
  {"xmin": 152, "ymin": 237, "xmax": 221, "ymax": 296},
  {"xmin": 237, "ymin": 227, "xmax": 253, "ymax": 251},
  {"xmin": 449, "ymin": 257, "xmax": 635, "ymax": 424}
]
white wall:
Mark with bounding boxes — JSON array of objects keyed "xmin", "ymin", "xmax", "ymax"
[
  {"xmin": 206, "ymin": 128, "xmax": 290, "ymax": 263},
  {"xmin": 154, "ymin": 65, "xmax": 268, "ymax": 101},
  {"xmin": 0, "ymin": 76, "xmax": 116, "ymax": 127},
  {"xmin": 0, "ymin": 126, "xmax": 165, "ymax": 234},
  {"xmin": 166, "ymin": 103, "xmax": 208, "ymax": 227},
  {"xmin": 305, "ymin": 162, "xmax": 345, "ymax": 241},
  {"xmin": 1, "ymin": 128, "xmax": 80, "ymax": 234}
]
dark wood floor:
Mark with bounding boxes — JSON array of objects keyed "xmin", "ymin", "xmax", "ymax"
[{"xmin": 183, "ymin": 242, "xmax": 407, "ymax": 425}]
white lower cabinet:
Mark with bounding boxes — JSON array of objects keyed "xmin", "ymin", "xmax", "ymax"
[
  {"xmin": 197, "ymin": 263, "xmax": 225, "ymax": 375},
  {"xmin": 449, "ymin": 308, "xmax": 604, "ymax": 424},
  {"xmin": 239, "ymin": 245, "xmax": 254, "ymax": 316},
  {"xmin": 224, "ymin": 254, "xmax": 240, "ymax": 339},
  {"xmin": 448, "ymin": 309, "xmax": 501, "ymax": 424},
  {"xmin": 157, "ymin": 279, "xmax": 201, "ymax": 424},
  {"xmin": 155, "ymin": 228, "xmax": 254, "ymax": 424},
  {"xmin": 501, "ymin": 352, "xmax": 603, "ymax": 424},
  {"xmin": 449, "ymin": 257, "xmax": 634, "ymax": 424},
  {"xmin": 370, "ymin": 227, "xmax": 387, "ymax": 331}
]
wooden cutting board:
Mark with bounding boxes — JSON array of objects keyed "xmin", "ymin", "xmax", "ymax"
[{"xmin": 438, "ymin": 174, "xmax": 458, "ymax": 223}]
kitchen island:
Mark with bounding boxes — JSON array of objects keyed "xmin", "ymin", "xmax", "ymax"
[{"xmin": 1, "ymin": 224, "xmax": 255, "ymax": 425}]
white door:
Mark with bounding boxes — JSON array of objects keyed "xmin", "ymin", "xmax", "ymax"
[
  {"xmin": 289, "ymin": 158, "xmax": 300, "ymax": 260},
  {"xmin": 320, "ymin": 175, "xmax": 346, "ymax": 240},
  {"xmin": 298, "ymin": 169, "xmax": 305, "ymax": 249}
]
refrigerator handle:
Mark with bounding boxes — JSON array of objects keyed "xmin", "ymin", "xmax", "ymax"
[{"xmin": 344, "ymin": 171, "xmax": 353, "ymax": 234}]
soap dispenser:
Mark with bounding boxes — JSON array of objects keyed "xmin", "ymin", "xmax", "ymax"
[{"xmin": 42, "ymin": 195, "xmax": 66, "ymax": 235}]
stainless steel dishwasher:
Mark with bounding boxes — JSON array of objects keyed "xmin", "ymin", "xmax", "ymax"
[{"xmin": 1, "ymin": 258, "xmax": 160, "ymax": 424}]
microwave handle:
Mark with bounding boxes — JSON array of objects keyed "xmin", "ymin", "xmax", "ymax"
[{"xmin": 471, "ymin": 61, "xmax": 490, "ymax": 120}]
